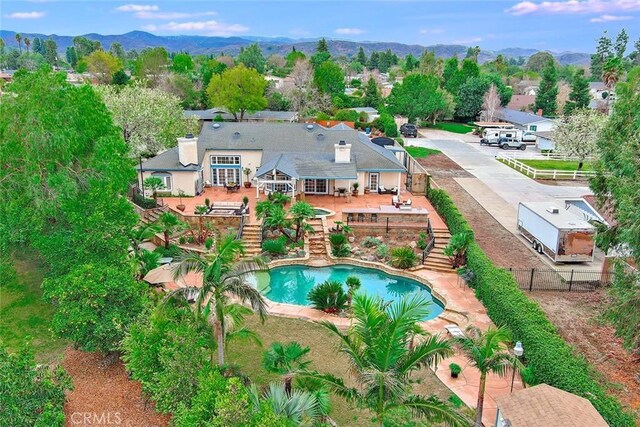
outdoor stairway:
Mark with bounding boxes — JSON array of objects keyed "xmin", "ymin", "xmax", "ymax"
[
  {"xmin": 241, "ymin": 224, "xmax": 263, "ymax": 257},
  {"xmin": 141, "ymin": 205, "xmax": 168, "ymax": 225},
  {"xmin": 307, "ymin": 219, "xmax": 327, "ymax": 256},
  {"xmin": 422, "ymin": 227, "xmax": 454, "ymax": 272}
]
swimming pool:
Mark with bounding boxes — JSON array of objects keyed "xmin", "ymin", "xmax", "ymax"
[
  {"xmin": 255, "ymin": 264, "xmax": 444, "ymax": 320},
  {"xmin": 313, "ymin": 207, "xmax": 334, "ymax": 218}
]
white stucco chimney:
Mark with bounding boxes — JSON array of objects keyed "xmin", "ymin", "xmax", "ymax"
[
  {"xmin": 178, "ymin": 133, "xmax": 198, "ymax": 166},
  {"xmin": 334, "ymin": 140, "xmax": 351, "ymax": 163}
]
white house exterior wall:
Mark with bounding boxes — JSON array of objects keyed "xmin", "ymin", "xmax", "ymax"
[
  {"xmin": 141, "ymin": 170, "xmax": 199, "ymax": 197},
  {"xmin": 202, "ymin": 149, "xmax": 264, "ymax": 184},
  {"xmin": 526, "ymin": 121, "xmax": 554, "ymax": 133}
]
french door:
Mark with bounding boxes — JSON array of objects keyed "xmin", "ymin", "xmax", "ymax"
[
  {"xmin": 304, "ymin": 179, "xmax": 328, "ymax": 194},
  {"xmin": 211, "ymin": 168, "xmax": 240, "ymax": 186},
  {"xmin": 369, "ymin": 173, "xmax": 379, "ymax": 191}
]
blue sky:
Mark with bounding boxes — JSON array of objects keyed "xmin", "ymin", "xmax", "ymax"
[{"xmin": 2, "ymin": 0, "xmax": 639, "ymax": 52}]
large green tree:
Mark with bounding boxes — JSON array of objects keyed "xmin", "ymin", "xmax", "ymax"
[
  {"xmin": 313, "ymin": 61, "xmax": 345, "ymax": 97},
  {"xmin": 306, "ymin": 293, "xmax": 467, "ymax": 426},
  {"xmin": 387, "ymin": 73, "xmax": 440, "ymax": 122},
  {"xmin": 207, "ymin": 64, "xmax": 268, "ymax": 121},
  {"xmin": 96, "ymin": 83, "xmax": 196, "ymax": 156},
  {"xmin": 0, "ymin": 69, "xmax": 137, "ymax": 274},
  {"xmin": 363, "ymin": 77, "xmax": 382, "ymax": 109},
  {"xmin": 455, "ymin": 75, "xmax": 511, "ymax": 121},
  {"xmin": 237, "ymin": 43, "xmax": 267, "ymax": 73},
  {"xmin": 135, "ymin": 47, "xmax": 169, "ymax": 84},
  {"xmin": 563, "ymin": 68, "xmax": 590, "ymax": 114},
  {"xmin": 534, "ymin": 60, "xmax": 558, "ymax": 116},
  {"xmin": 42, "ymin": 263, "xmax": 149, "ymax": 354}
]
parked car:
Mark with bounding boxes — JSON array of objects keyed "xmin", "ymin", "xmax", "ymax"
[
  {"xmin": 522, "ymin": 132, "xmax": 537, "ymax": 143},
  {"xmin": 498, "ymin": 137, "xmax": 527, "ymax": 150},
  {"xmin": 400, "ymin": 123, "xmax": 418, "ymax": 138}
]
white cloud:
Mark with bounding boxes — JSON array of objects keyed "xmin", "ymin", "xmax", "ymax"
[
  {"xmin": 116, "ymin": 4, "xmax": 158, "ymax": 12},
  {"xmin": 451, "ymin": 36, "xmax": 483, "ymax": 45},
  {"xmin": 335, "ymin": 28, "xmax": 365, "ymax": 35},
  {"xmin": 148, "ymin": 20, "xmax": 249, "ymax": 36},
  {"xmin": 134, "ymin": 11, "xmax": 217, "ymax": 19},
  {"xmin": 590, "ymin": 13, "xmax": 633, "ymax": 21},
  {"xmin": 4, "ymin": 11, "xmax": 45, "ymax": 19},
  {"xmin": 506, "ymin": 0, "xmax": 640, "ymax": 15},
  {"xmin": 419, "ymin": 28, "xmax": 445, "ymax": 35}
]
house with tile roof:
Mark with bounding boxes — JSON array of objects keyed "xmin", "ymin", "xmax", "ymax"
[{"xmin": 138, "ymin": 122, "xmax": 406, "ymax": 197}]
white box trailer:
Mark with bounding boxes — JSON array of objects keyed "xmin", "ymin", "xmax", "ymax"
[
  {"xmin": 481, "ymin": 128, "xmax": 523, "ymax": 144},
  {"xmin": 517, "ymin": 202, "xmax": 596, "ymax": 263}
]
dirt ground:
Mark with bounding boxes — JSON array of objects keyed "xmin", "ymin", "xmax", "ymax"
[
  {"xmin": 420, "ymin": 153, "xmax": 640, "ymax": 420},
  {"xmin": 419, "ymin": 154, "xmax": 547, "ymax": 269},
  {"xmin": 62, "ymin": 348, "xmax": 170, "ymax": 427}
]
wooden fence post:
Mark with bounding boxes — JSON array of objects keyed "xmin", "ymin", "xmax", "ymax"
[{"xmin": 529, "ymin": 268, "xmax": 535, "ymax": 291}]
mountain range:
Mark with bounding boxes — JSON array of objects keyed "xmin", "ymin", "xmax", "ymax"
[{"xmin": 0, "ymin": 30, "xmax": 592, "ymax": 66}]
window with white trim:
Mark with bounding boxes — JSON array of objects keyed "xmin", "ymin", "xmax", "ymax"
[
  {"xmin": 152, "ymin": 173, "xmax": 172, "ymax": 190},
  {"xmin": 211, "ymin": 155, "xmax": 240, "ymax": 165}
]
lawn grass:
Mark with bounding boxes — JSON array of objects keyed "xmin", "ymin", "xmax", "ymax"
[
  {"xmin": 405, "ymin": 146, "xmax": 442, "ymax": 158},
  {"xmin": 429, "ymin": 122, "xmax": 474, "ymax": 134},
  {"xmin": 0, "ymin": 250, "xmax": 67, "ymax": 362},
  {"xmin": 519, "ymin": 159, "xmax": 594, "ymax": 171},
  {"xmin": 226, "ymin": 314, "xmax": 458, "ymax": 427}
]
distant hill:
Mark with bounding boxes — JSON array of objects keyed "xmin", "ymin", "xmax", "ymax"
[{"xmin": 0, "ymin": 30, "xmax": 591, "ymax": 66}]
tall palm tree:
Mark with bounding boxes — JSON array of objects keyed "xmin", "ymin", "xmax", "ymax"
[
  {"xmin": 458, "ymin": 326, "xmax": 519, "ymax": 427},
  {"xmin": 172, "ymin": 233, "xmax": 268, "ymax": 366},
  {"xmin": 263, "ymin": 341, "xmax": 311, "ymax": 394},
  {"xmin": 289, "ymin": 201, "xmax": 315, "ymax": 242},
  {"xmin": 155, "ymin": 211, "xmax": 184, "ymax": 250},
  {"xmin": 306, "ymin": 293, "xmax": 469, "ymax": 426},
  {"xmin": 15, "ymin": 33, "xmax": 22, "ymax": 53},
  {"xmin": 24, "ymin": 37, "xmax": 31, "ymax": 54}
]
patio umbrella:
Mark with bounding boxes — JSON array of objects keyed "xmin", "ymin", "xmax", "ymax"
[{"xmin": 143, "ymin": 263, "xmax": 202, "ymax": 291}]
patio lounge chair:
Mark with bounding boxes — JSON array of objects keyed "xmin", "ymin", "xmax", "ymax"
[
  {"xmin": 444, "ymin": 324, "xmax": 466, "ymax": 339},
  {"xmin": 378, "ymin": 185, "xmax": 398, "ymax": 195}
]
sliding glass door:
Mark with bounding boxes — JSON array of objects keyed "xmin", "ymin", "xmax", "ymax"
[{"xmin": 304, "ymin": 179, "xmax": 328, "ymax": 194}]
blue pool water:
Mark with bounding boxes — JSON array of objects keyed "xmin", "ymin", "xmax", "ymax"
[{"xmin": 258, "ymin": 264, "xmax": 444, "ymax": 320}]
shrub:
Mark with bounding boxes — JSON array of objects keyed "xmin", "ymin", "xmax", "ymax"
[
  {"xmin": 449, "ymin": 363, "xmax": 462, "ymax": 376},
  {"xmin": 262, "ymin": 237, "xmax": 287, "ymax": 256},
  {"xmin": 133, "ymin": 193, "xmax": 157, "ymax": 209},
  {"xmin": 204, "ymin": 237, "xmax": 214, "ymax": 250},
  {"xmin": 329, "ymin": 233, "xmax": 350, "ymax": 257},
  {"xmin": 362, "ymin": 236, "xmax": 381, "ymax": 248},
  {"xmin": 179, "ymin": 236, "xmax": 186, "ymax": 245},
  {"xmin": 154, "ymin": 243, "xmax": 182, "ymax": 258},
  {"xmin": 448, "ymin": 393, "xmax": 464, "ymax": 408},
  {"xmin": 376, "ymin": 243, "xmax": 389, "ymax": 260},
  {"xmin": 417, "ymin": 232, "xmax": 428, "ymax": 250},
  {"xmin": 427, "ymin": 188, "xmax": 634, "ymax": 426},
  {"xmin": 307, "ymin": 280, "xmax": 347, "ymax": 313},
  {"xmin": 390, "ymin": 246, "xmax": 419, "ymax": 269}
]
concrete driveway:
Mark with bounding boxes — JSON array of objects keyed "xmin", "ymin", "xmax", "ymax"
[{"xmin": 407, "ymin": 129, "xmax": 602, "ymax": 270}]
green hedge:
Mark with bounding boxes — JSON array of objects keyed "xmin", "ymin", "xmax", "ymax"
[{"xmin": 427, "ymin": 188, "xmax": 635, "ymax": 426}]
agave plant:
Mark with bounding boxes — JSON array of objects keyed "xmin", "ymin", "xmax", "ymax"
[
  {"xmin": 252, "ymin": 382, "xmax": 326, "ymax": 425},
  {"xmin": 307, "ymin": 280, "xmax": 347, "ymax": 314}
]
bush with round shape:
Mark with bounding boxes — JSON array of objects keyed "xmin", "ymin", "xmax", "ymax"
[
  {"xmin": 390, "ymin": 246, "xmax": 419, "ymax": 269},
  {"xmin": 329, "ymin": 233, "xmax": 350, "ymax": 257},
  {"xmin": 307, "ymin": 280, "xmax": 347, "ymax": 314}
]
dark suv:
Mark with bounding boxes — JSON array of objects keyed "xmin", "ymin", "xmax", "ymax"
[{"xmin": 400, "ymin": 123, "xmax": 418, "ymax": 138}]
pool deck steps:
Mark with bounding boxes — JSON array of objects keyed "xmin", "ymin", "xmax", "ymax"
[
  {"xmin": 307, "ymin": 218, "xmax": 327, "ymax": 256},
  {"xmin": 423, "ymin": 227, "xmax": 454, "ymax": 272},
  {"xmin": 241, "ymin": 223, "xmax": 263, "ymax": 256}
]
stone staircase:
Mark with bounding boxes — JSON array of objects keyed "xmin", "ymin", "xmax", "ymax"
[
  {"xmin": 141, "ymin": 205, "xmax": 168, "ymax": 224},
  {"xmin": 241, "ymin": 224, "xmax": 263, "ymax": 257},
  {"xmin": 307, "ymin": 219, "xmax": 327, "ymax": 256},
  {"xmin": 422, "ymin": 227, "xmax": 454, "ymax": 272}
]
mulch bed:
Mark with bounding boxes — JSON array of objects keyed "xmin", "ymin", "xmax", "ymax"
[{"xmin": 62, "ymin": 347, "xmax": 170, "ymax": 427}]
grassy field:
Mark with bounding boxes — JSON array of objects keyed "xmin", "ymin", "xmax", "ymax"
[
  {"xmin": 519, "ymin": 159, "xmax": 594, "ymax": 171},
  {"xmin": 405, "ymin": 146, "xmax": 442, "ymax": 158},
  {"xmin": 0, "ymin": 250, "xmax": 67, "ymax": 362},
  {"xmin": 427, "ymin": 122, "xmax": 474, "ymax": 134},
  {"xmin": 226, "ymin": 314, "xmax": 459, "ymax": 427}
]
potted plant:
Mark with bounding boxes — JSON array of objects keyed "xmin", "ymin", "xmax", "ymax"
[
  {"xmin": 449, "ymin": 363, "xmax": 461, "ymax": 378},
  {"xmin": 242, "ymin": 196, "xmax": 249, "ymax": 207},
  {"xmin": 352, "ymin": 182, "xmax": 359, "ymax": 196},
  {"xmin": 243, "ymin": 168, "xmax": 252, "ymax": 188},
  {"xmin": 176, "ymin": 190, "xmax": 186, "ymax": 212}
]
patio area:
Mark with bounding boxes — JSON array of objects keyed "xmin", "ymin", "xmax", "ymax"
[{"xmin": 161, "ymin": 186, "xmax": 446, "ymax": 228}]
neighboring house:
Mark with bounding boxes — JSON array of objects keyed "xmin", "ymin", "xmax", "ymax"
[
  {"xmin": 506, "ymin": 95, "xmax": 536, "ymax": 112},
  {"xmin": 138, "ymin": 122, "xmax": 406, "ymax": 197},
  {"xmin": 494, "ymin": 384, "xmax": 607, "ymax": 427},
  {"xmin": 349, "ymin": 107, "xmax": 380, "ymax": 122},
  {"xmin": 184, "ymin": 108, "xmax": 298, "ymax": 123},
  {"xmin": 589, "ymin": 81, "xmax": 612, "ymax": 100},
  {"xmin": 265, "ymin": 75, "xmax": 284, "ymax": 89},
  {"xmin": 532, "ymin": 131, "xmax": 554, "ymax": 150},
  {"xmin": 495, "ymin": 108, "xmax": 555, "ymax": 132}
]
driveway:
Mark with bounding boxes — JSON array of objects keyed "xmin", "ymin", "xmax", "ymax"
[{"xmin": 408, "ymin": 129, "xmax": 602, "ymax": 270}]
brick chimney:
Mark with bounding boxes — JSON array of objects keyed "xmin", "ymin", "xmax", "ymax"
[{"xmin": 536, "ymin": 109, "xmax": 543, "ymax": 116}]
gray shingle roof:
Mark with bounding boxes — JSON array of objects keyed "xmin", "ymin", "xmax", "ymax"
[
  {"xmin": 256, "ymin": 153, "xmax": 358, "ymax": 179},
  {"xmin": 140, "ymin": 123, "xmax": 405, "ymax": 174},
  {"xmin": 496, "ymin": 108, "xmax": 553, "ymax": 126}
]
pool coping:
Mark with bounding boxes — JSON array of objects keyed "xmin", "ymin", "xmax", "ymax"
[{"xmin": 261, "ymin": 256, "xmax": 466, "ymax": 328}]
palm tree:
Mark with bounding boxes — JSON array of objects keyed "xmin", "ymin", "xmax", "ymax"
[
  {"xmin": 24, "ymin": 37, "xmax": 31, "ymax": 54},
  {"xmin": 15, "ymin": 33, "xmax": 22, "ymax": 53},
  {"xmin": 345, "ymin": 275, "xmax": 361, "ymax": 307},
  {"xmin": 263, "ymin": 341, "xmax": 311, "ymax": 394},
  {"xmin": 155, "ymin": 211, "xmax": 184, "ymax": 250},
  {"xmin": 289, "ymin": 201, "xmax": 315, "ymax": 242},
  {"xmin": 306, "ymin": 293, "xmax": 468, "ymax": 426},
  {"xmin": 250, "ymin": 382, "xmax": 327, "ymax": 425},
  {"xmin": 129, "ymin": 223, "xmax": 160, "ymax": 256},
  {"xmin": 172, "ymin": 233, "xmax": 268, "ymax": 366},
  {"xmin": 457, "ymin": 326, "xmax": 520, "ymax": 427}
]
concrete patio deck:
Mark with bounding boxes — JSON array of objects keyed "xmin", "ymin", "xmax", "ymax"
[{"xmin": 160, "ymin": 186, "xmax": 446, "ymax": 228}]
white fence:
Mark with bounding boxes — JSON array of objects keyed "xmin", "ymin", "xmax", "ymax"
[{"xmin": 496, "ymin": 152, "xmax": 597, "ymax": 180}]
